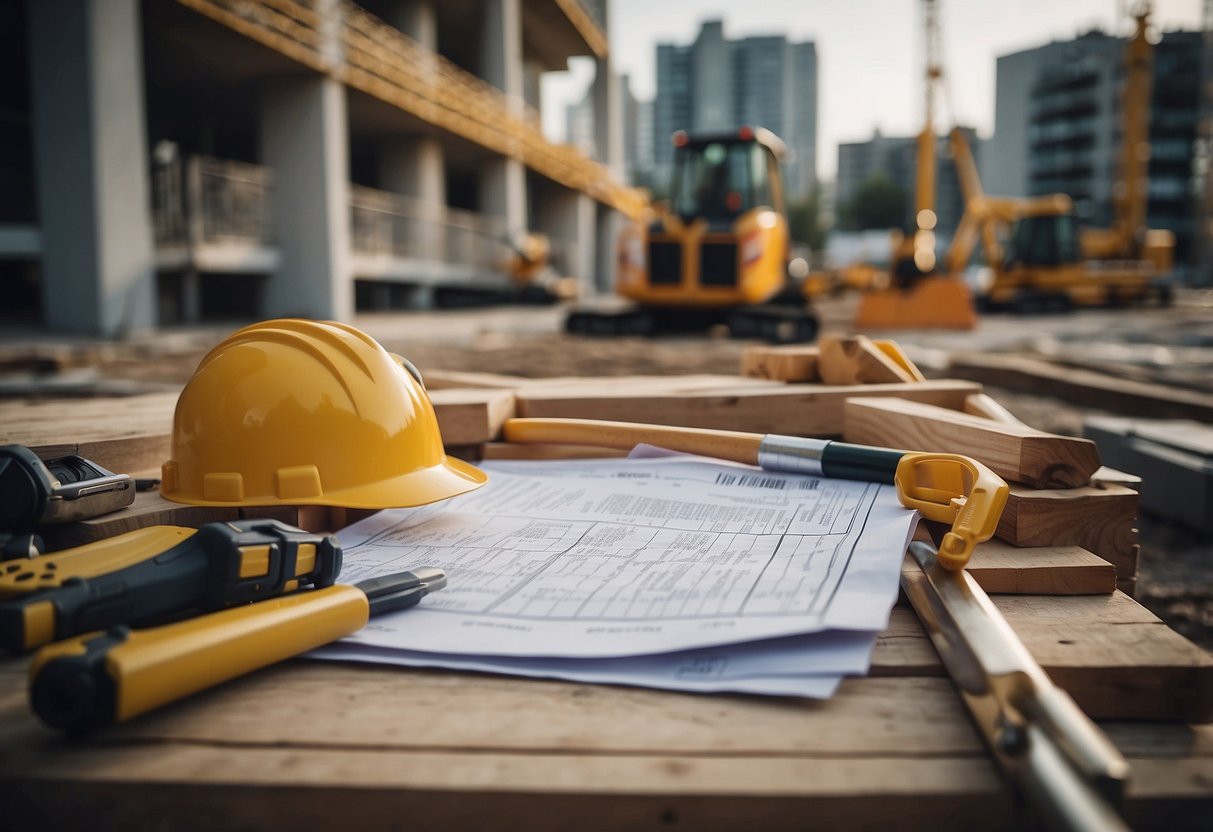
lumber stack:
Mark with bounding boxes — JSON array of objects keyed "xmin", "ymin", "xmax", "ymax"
[{"xmin": 0, "ymin": 363, "xmax": 1210, "ymax": 827}]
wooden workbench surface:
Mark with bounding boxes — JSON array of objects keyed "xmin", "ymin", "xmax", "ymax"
[
  {"xmin": 1, "ymin": 600, "xmax": 1210, "ymax": 831},
  {"xmin": 1, "ymin": 381, "xmax": 1211, "ymax": 830}
]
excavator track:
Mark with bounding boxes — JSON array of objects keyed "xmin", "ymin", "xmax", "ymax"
[{"xmin": 565, "ymin": 305, "xmax": 818, "ymax": 344}]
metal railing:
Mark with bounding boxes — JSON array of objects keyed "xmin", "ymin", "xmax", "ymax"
[
  {"xmin": 349, "ymin": 185, "xmax": 509, "ymax": 271},
  {"xmin": 152, "ymin": 155, "xmax": 274, "ymax": 247},
  {"xmin": 175, "ymin": 0, "xmax": 645, "ymax": 218}
]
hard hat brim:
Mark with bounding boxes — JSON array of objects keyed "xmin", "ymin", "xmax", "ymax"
[{"xmin": 162, "ymin": 456, "xmax": 487, "ymax": 510}]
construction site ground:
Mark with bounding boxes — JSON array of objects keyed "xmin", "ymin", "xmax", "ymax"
[{"xmin": 2, "ymin": 289, "xmax": 1211, "ymax": 648}]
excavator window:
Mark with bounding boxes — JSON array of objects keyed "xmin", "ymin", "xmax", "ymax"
[
  {"xmin": 671, "ymin": 139, "xmax": 770, "ymax": 223},
  {"xmin": 1005, "ymin": 213, "xmax": 1082, "ymax": 267}
]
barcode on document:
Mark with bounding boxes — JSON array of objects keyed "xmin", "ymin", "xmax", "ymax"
[{"xmin": 713, "ymin": 473, "xmax": 819, "ymax": 490}]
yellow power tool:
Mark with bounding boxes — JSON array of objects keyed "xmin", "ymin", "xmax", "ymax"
[
  {"xmin": 29, "ymin": 566, "xmax": 444, "ymax": 734},
  {"xmin": 0, "ymin": 519, "xmax": 342, "ymax": 652}
]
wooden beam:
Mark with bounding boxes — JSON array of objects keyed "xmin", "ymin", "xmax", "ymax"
[
  {"xmin": 481, "ymin": 442, "xmax": 629, "ymax": 461},
  {"xmin": 875, "ymin": 599, "xmax": 1213, "ymax": 722},
  {"xmin": 425, "ymin": 372, "xmax": 784, "ymax": 392},
  {"xmin": 996, "ymin": 484, "xmax": 1139, "ymax": 577},
  {"xmin": 739, "ymin": 345, "xmax": 820, "ymax": 382},
  {"xmin": 962, "ymin": 392, "xmax": 1022, "ymax": 425},
  {"xmin": 427, "ymin": 388, "xmax": 516, "ymax": 444},
  {"xmin": 964, "ymin": 541, "xmax": 1117, "ymax": 595},
  {"xmin": 3, "ymin": 390, "xmax": 512, "ymax": 474},
  {"xmin": 843, "ymin": 397, "xmax": 1102, "ymax": 488},
  {"xmin": 0, "ymin": 392, "xmax": 178, "ymax": 474},
  {"xmin": 516, "ymin": 380, "xmax": 980, "ymax": 437},
  {"xmin": 949, "ymin": 352, "xmax": 1213, "ymax": 422},
  {"xmin": 818, "ymin": 336, "xmax": 914, "ymax": 385}
]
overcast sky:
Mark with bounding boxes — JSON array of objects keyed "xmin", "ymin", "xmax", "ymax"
[{"xmin": 541, "ymin": 0, "xmax": 1204, "ymax": 180}]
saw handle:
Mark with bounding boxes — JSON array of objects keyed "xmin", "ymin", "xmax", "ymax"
[{"xmin": 895, "ymin": 453, "xmax": 1008, "ymax": 571}]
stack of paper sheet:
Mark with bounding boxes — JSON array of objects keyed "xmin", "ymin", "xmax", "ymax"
[{"xmin": 309, "ymin": 454, "xmax": 919, "ymax": 698}]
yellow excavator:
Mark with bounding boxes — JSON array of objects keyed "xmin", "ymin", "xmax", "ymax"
[
  {"xmin": 566, "ymin": 126, "xmax": 819, "ymax": 343},
  {"xmin": 852, "ymin": 0, "xmax": 978, "ymax": 329},
  {"xmin": 949, "ymin": 4, "xmax": 1174, "ymax": 311}
]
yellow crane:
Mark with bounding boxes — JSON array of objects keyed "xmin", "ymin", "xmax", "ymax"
[
  {"xmin": 878, "ymin": 1, "xmax": 1169, "ymax": 315},
  {"xmin": 852, "ymin": 0, "xmax": 978, "ymax": 329},
  {"xmin": 955, "ymin": 3, "xmax": 1175, "ymax": 310}
]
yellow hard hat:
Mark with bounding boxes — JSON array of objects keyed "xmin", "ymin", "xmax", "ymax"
[{"xmin": 161, "ymin": 319, "xmax": 486, "ymax": 508}]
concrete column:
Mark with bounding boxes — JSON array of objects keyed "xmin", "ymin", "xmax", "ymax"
[
  {"xmin": 381, "ymin": 140, "xmax": 446, "ymax": 207},
  {"xmin": 592, "ymin": 58, "xmax": 625, "ymax": 177},
  {"xmin": 522, "ymin": 59, "xmax": 544, "ymax": 113},
  {"xmin": 534, "ymin": 187, "xmax": 596, "ymax": 294},
  {"xmin": 591, "ymin": 51, "xmax": 624, "ymax": 293},
  {"xmin": 260, "ymin": 76, "xmax": 352, "ymax": 320},
  {"xmin": 573, "ymin": 193, "xmax": 598, "ymax": 295},
  {"xmin": 381, "ymin": 137, "xmax": 446, "ymax": 267},
  {"xmin": 479, "ymin": 0, "xmax": 527, "ymax": 239},
  {"xmin": 28, "ymin": 0, "xmax": 155, "ymax": 335},
  {"xmin": 377, "ymin": 1, "xmax": 444, "ymax": 210},
  {"xmin": 384, "ymin": 0, "xmax": 437, "ymax": 48},
  {"xmin": 595, "ymin": 204, "xmax": 618, "ymax": 294}
]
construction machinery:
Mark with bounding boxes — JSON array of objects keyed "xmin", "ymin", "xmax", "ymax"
[
  {"xmin": 565, "ymin": 127, "xmax": 819, "ymax": 343},
  {"xmin": 852, "ymin": 0, "xmax": 979, "ymax": 330},
  {"xmin": 949, "ymin": 5, "xmax": 1175, "ymax": 311}
]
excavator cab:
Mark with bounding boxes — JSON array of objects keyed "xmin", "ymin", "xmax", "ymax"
[
  {"xmin": 668, "ymin": 135, "xmax": 781, "ymax": 226},
  {"xmin": 615, "ymin": 128, "xmax": 790, "ymax": 309},
  {"xmin": 1005, "ymin": 213, "xmax": 1082, "ymax": 268},
  {"xmin": 570, "ymin": 126, "xmax": 818, "ymax": 343}
]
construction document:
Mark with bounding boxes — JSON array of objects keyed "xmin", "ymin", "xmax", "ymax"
[
  {"xmin": 322, "ymin": 456, "xmax": 918, "ymax": 659},
  {"xmin": 312, "ymin": 630, "xmax": 873, "ymax": 697}
]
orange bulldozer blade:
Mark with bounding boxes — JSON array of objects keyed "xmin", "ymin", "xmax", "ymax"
[{"xmin": 854, "ymin": 275, "xmax": 978, "ymax": 330}]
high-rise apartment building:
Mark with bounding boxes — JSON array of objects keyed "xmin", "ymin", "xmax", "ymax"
[
  {"xmin": 0, "ymin": 0, "xmax": 640, "ymax": 334},
  {"xmin": 652, "ymin": 20, "xmax": 818, "ymax": 202},
  {"xmin": 989, "ymin": 27, "xmax": 1201, "ymax": 260}
]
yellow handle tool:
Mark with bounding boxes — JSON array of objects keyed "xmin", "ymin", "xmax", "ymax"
[
  {"xmin": 29, "ymin": 567, "xmax": 445, "ymax": 734},
  {"xmin": 1, "ymin": 519, "xmax": 342, "ymax": 653},
  {"xmin": 503, "ymin": 418, "xmax": 1008, "ymax": 571}
]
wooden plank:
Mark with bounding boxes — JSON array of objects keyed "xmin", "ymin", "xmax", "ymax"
[
  {"xmin": 1, "ymin": 391, "xmax": 512, "ymax": 473},
  {"xmin": 819, "ymin": 336, "xmax": 914, "ymax": 385},
  {"xmin": 996, "ymin": 484, "xmax": 1139, "ymax": 577},
  {"xmin": 481, "ymin": 442, "xmax": 630, "ymax": 461},
  {"xmin": 426, "ymin": 388, "xmax": 516, "ymax": 444},
  {"xmin": 843, "ymin": 397, "xmax": 1102, "ymax": 488},
  {"xmin": 1090, "ymin": 466, "xmax": 1143, "ymax": 489},
  {"xmin": 948, "ymin": 352, "xmax": 1213, "ymax": 422},
  {"xmin": 962, "ymin": 392, "xmax": 1023, "ymax": 425},
  {"xmin": 425, "ymin": 371, "xmax": 784, "ymax": 392},
  {"xmin": 0, "ymin": 755, "xmax": 1009, "ymax": 832},
  {"xmin": 874, "ymin": 597, "xmax": 1213, "ymax": 722},
  {"xmin": 516, "ymin": 380, "xmax": 981, "ymax": 437},
  {"xmin": 423, "ymin": 369, "xmax": 539, "ymax": 390},
  {"xmin": 0, "ymin": 658, "xmax": 1208, "ymax": 830},
  {"xmin": 739, "ymin": 345, "xmax": 820, "ymax": 382},
  {"xmin": 0, "ymin": 392, "xmax": 179, "ymax": 473},
  {"xmin": 964, "ymin": 540, "xmax": 1117, "ymax": 595},
  {"xmin": 75, "ymin": 672, "xmax": 984, "ymax": 755}
]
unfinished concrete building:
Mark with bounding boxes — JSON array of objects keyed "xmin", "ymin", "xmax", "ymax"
[{"xmin": 0, "ymin": 0, "xmax": 642, "ymax": 334}]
